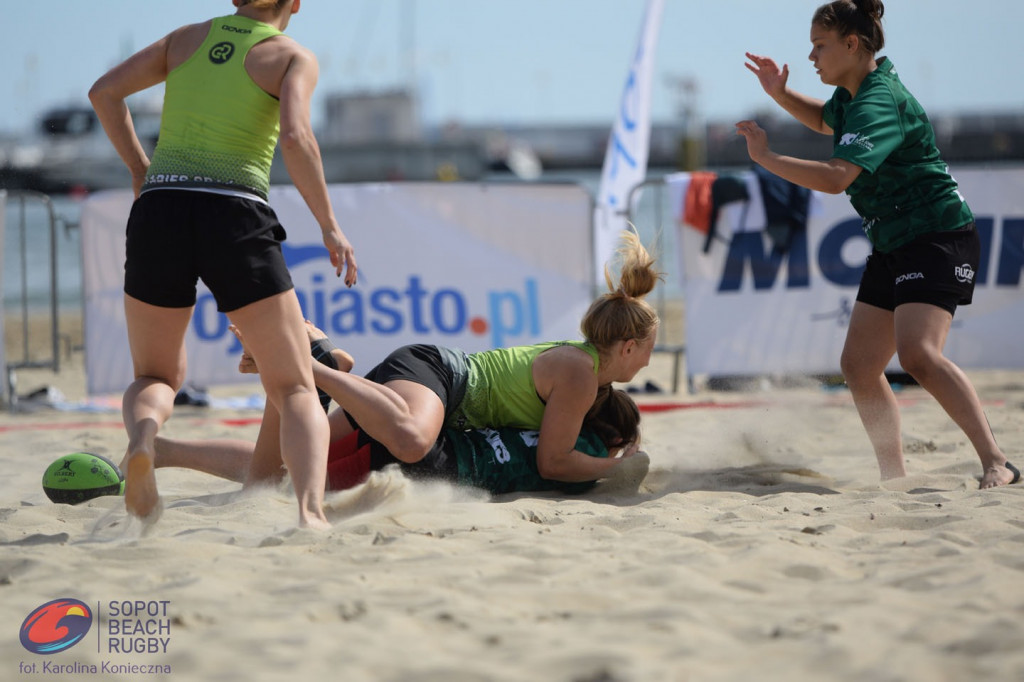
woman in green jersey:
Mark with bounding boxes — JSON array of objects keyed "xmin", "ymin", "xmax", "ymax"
[
  {"xmin": 735, "ymin": 0, "xmax": 1016, "ymax": 488},
  {"xmin": 89, "ymin": 0, "xmax": 358, "ymax": 527}
]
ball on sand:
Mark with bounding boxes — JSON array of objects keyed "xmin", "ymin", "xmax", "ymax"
[{"xmin": 42, "ymin": 453, "xmax": 125, "ymax": 504}]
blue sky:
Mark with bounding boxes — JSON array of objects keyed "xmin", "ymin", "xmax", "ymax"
[{"xmin": 2, "ymin": 1, "xmax": 1020, "ymax": 134}]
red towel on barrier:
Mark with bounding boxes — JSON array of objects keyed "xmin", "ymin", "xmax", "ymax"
[{"xmin": 682, "ymin": 171, "xmax": 717, "ymax": 234}]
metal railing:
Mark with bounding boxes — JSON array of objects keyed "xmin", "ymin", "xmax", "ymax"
[
  {"xmin": 626, "ymin": 177, "xmax": 688, "ymax": 393},
  {"xmin": 2, "ymin": 190, "xmax": 63, "ymax": 411}
]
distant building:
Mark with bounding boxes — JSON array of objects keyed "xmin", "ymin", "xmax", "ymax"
[{"xmin": 320, "ymin": 90, "xmax": 421, "ymax": 144}]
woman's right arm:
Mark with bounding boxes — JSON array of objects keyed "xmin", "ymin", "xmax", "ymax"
[
  {"xmin": 89, "ymin": 35, "xmax": 173, "ymax": 197},
  {"xmin": 534, "ymin": 358, "xmax": 629, "ymax": 482},
  {"xmin": 277, "ymin": 46, "xmax": 358, "ymax": 286},
  {"xmin": 745, "ymin": 52, "xmax": 831, "ymax": 135}
]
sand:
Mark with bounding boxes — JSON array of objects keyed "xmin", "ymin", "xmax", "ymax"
[{"xmin": 2, "ymin": 313, "xmax": 1024, "ymax": 682}]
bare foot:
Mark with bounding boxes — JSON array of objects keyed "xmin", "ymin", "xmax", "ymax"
[
  {"xmin": 305, "ymin": 319, "xmax": 329, "ymax": 342},
  {"xmin": 980, "ymin": 461, "xmax": 1021, "ymax": 489},
  {"xmin": 124, "ymin": 450, "xmax": 161, "ymax": 520},
  {"xmin": 298, "ymin": 512, "xmax": 332, "ymax": 531},
  {"xmin": 229, "ymin": 324, "xmax": 260, "ymax": 374},
  {"xmin": 305, "ymin": 320, "xmax": 354, "ymax": 371}
]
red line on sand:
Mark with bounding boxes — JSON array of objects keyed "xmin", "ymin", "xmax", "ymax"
[{"xmin": 0, "ymin": 417, "xmax": 264, "ymax": 434}]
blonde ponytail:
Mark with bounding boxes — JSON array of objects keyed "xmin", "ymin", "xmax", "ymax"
[{"xmin": 581, "ymin": 229, "xmax": 663, "ymax": 350}]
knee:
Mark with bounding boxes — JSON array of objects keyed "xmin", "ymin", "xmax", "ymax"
[
  {"xmin": 895, "ymin": 344, "xmax": 939, "ymax": 382},
  {"xmin": 840, "ymin": 348, "xmax": 871, "ymax": 389},
  {"xmin": 137, "ymin": 372, "xmax": 186, "ymax": 394},
  {"xmin": 384, "ymin": 425, "xmax": 435, "ymax": 464}
]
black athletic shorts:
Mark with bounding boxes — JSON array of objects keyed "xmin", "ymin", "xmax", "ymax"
[
  {"xmin": 344, "ymin": 344, "xmax": 469, "ymax": 467},
  {"xmin": 856, "ymin": 224, "xmax": 979, "ymax": 315},
  {"xmin": 361, "ymin": 344, "xmax": 469, "ymax": 420},
  {"xmin": 124, "ymin": 189, "xmax": 294, "ymax": 313}
]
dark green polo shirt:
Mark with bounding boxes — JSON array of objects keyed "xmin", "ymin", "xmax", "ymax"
[{"xmin": 823, "ymin": 57, "xmax": 973, "ymax": 252}]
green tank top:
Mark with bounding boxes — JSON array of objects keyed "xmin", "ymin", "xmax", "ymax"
[
  {"xmin": 143, "ymin": 15, "xmax": 282, "ymax": 200},
  {"xmin": 446, "ymin": 341, "xmax": 600, "ymax": 431},
  {"xmin": 450, "ymin": 426, "xmax": 609, "ymax": 495}
]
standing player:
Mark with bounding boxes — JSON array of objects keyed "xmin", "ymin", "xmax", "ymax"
[
  {"xmin": 735, "ymin": 0, "xmax": 1016, "ymax": 487},
  {"xmin": 89, "ymin": 0, "xmax": 357, "ymax": 527}
]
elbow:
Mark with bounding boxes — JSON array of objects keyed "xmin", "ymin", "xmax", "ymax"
[
  {"xmin": 820, "ymin": 175, "xmax": 852, "ymax": 195},
  {"xmin": 278, "ymin": 126, "xmax": 317, "ymax": 155},
  {"xmin": 536, "ymin": 454, "xmax": 568, "ymax": 481},
  {"xmin": 87, "ymin": 81, "xmax": 106, "ymax": 109}
]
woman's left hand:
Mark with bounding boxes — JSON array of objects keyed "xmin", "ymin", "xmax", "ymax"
[
  {"xmin": 735, "ymin": 119, "xmax": 771, "ymax": 163},
  {"xmin": 611, "ymin": 440, "xmax": 640, "ymax": 459}
]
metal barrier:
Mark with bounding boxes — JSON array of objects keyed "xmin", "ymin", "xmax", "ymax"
[
  {"xmin": 2, "ymin": 190, "xmax": 63, "ymax": 411},
  {"xmin": 626, "ymin": 177, "xmax": 687, "ymax": 393}
]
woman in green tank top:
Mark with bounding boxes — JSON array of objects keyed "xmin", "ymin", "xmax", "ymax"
[
  {"xmin": 89, "ymin": 0, "xmax": 359, "ymax": 528},
  {"xmin": 734, "ymin": 1, "xmax": 1016, "ymax": 488},
  {"xmin": 316, "ymin": 230, "xmax": 662, "ymax": 486}
]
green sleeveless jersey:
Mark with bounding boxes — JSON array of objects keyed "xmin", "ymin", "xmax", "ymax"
[
  {"xmin": 446, "ymin": 341, "xmax": 600, "ymax": 431},
  {"xmin": 143, "ymin": 15, "xmax": 282, "ymax": 200},
  {"xmin": 450, "ymin": 426, "xmax": 609, "ymax": 495},
  {"xmin": 823, "ymin": 58, "xmax": 973, "ymax": 252}
]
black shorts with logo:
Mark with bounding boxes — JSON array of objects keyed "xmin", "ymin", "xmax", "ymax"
[
  {"xmin": 856, "ymin": 224, "xmax": 979, "ymax": 315},
  {"xmin": 124, "ymin": 189, "xmax": 294, "ymax": 313}
]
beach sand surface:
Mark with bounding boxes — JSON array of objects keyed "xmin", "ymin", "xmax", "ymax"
[{"xmin": 2, "ymin": 315, "xmax": 1024, "ymax": 681}]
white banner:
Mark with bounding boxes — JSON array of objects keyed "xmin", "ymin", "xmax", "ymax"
[
  {"xmin": 0, "ymin": 190, "xmax": 6, "ymax": 405},
  {"xmin": 81, "ymin": 183, "xmax": 594, "ymax": 396},
  {"xmin": 673, "ymin": 167, "xmax": 1024, "ymax": 376},
  {"xmin": 593, "ymin": 0, "xmax": 664, "ymax": 286}
]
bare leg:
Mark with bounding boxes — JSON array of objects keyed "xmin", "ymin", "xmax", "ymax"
[
  {"xmin": 154, "ymin": 435, "xmax": 255, "ymax": 483},
  {"xmin": 121, "ymin": 296, "xmax": 192, "ymax": 519},
  {"xmin": 229, "ymin": 291, "xmax": 330, "ymax": 529},
  {"xmin": 841, "ymin": 302, "xmax": 905, "ymax": 479},
  {"xmin": 312, "ymin": 365, "xmax": 445, "ymax": 463},
  {"xmin": 243, "ymin": 398, "xmax": 289, "ymax": 488},
  {"xmin": 893, "ymin": 303, "xmax": 1013, "ymax": 488}
]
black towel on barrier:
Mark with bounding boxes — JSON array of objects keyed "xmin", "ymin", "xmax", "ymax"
[
  {"xmin": 754, "ymin": 164, "xmax": 811, "ymax": 255},
  {"xmin": 703, "ymin": 175, "xmax": 750, "ymax": 253}
]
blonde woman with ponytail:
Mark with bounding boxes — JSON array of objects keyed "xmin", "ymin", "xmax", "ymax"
[{"xmin": 310, "ymin": 230, "xmax": 663, "ymax": 485}]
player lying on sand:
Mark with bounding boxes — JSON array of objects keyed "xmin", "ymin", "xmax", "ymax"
[
  {"xmin": 151, "ymin": 324, "xmax": 645, "ymax": 495},
  {"xmin": 265, "ymin": 229, "xmax": 661, "ymax": 491}
]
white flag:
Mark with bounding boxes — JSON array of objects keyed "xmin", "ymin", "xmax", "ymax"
[{"xmin": 593, "ymin": 0, "xmax": 664, "ymax": 286}]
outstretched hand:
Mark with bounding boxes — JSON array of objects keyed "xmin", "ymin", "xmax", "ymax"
[
  {"xmin": 745, "ymin": 52, "xmax": 789, "ymax": 100},
  {"xmin": 734, "ymin": 120, "xmax": 771, "ymax": 164}
]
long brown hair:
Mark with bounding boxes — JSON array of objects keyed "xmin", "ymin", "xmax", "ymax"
[{"xmin": 585, "ymin": 385, "xmax": 641, "ymax": 449}]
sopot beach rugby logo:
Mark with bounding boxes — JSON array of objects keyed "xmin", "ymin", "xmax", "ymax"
[{"xmin": 19, "ymin": 599, "xmax": 93, "ymax": 655}]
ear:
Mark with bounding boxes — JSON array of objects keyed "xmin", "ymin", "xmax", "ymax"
[
  {"xmin": 621, "ymin": 338, "xmax": 637, "ymax": 357},
  {"xmin": 291, "ymin": 0, "xmax": 301, "ymax": 14},
  {"xmin": 846, "ymin": 34, "xmax": 860, "ymax": 53}
]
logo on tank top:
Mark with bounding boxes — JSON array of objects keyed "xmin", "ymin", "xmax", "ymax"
[
  {"xmin": 209, "ymin": 42, "xmax": 235, "ymax": 64},
  {"xmin": 954, "ymin": 263, "xmax": 975, "ymax": 284}
]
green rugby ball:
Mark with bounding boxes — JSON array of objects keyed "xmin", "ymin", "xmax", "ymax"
[{"xmin": 42, "ymin": 453, "xmax": 125, "ymax": 504}]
